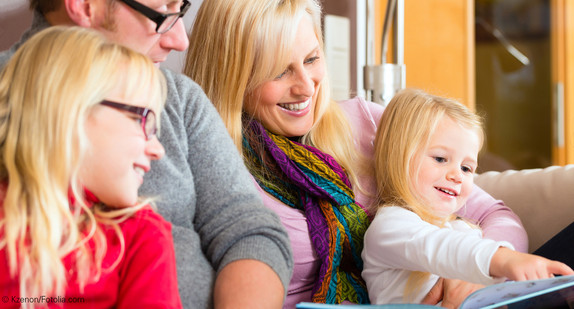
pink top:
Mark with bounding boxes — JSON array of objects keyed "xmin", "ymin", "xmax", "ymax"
[{"xmin": 255, "ymin": 97, "xmax": 528, "ymax": 308}]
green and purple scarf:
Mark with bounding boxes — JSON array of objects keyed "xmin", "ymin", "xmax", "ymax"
[{"xmin": 243, "ymin": 119, "xmax": 370, "ymax": 304}]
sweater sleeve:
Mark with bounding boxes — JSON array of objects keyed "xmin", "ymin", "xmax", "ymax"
[
  {"xmin": 363, "ymin": 207, "xmax": 512, "ymax": 286},
  {"xmin": 458, "ymin": 184, "xmax": 528, "ymax": 253},
  {"xmin": 162, "ymin": 70, "xmax": 293, "ymax": 288}
]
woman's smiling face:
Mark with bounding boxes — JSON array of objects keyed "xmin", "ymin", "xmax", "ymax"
[{"xmin": 244, "ymin": 15, "xmax": 325, "ymax": 137}]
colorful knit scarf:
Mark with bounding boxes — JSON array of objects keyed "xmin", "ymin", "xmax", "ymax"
[{"xmin": 243, "ymin": 120, "xmax": 370, "ymax": 304}]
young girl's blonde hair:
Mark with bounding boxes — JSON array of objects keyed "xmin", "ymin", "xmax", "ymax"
[
  {"xmin": 372, "ymin": 88, "xmax": 483, "ymax": 300},
  {"xmin": 0, "ymin": 26, "xmax": 166, "ymax": 303},
  {"xmin": 185, "ymin": 0, "xmax": 362, "ymax": 187}
]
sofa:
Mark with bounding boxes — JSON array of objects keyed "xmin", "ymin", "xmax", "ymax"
[{"xmin": 475, "ymin": 165, "xmax": 574, "ymax": 253}]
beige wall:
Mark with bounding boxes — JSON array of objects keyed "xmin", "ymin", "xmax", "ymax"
[{"xmin": 322, "ymin": 0, "xmax": 359, "ymax": 96}]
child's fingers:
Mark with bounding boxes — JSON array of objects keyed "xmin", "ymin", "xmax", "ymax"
[{"xmin": 547, "ymin": 261, "xmax": 574, "ymax": 276}]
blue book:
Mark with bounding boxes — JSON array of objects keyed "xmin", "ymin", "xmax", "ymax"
[
  {"xmin": 296, "ymin": 274, "xmax": 574, "ymax": 309},
  {"xmin": 460, "ymin": 274, "xmax": 574, "ymax": 308}
]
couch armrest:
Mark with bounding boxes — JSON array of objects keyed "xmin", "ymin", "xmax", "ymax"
[{"xmin": 474, "ymin": 165, "xmax": 574, "ymax": 252}]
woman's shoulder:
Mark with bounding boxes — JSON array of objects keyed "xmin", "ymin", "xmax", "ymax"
[
  {"xmin": 337, "ymin": 96, "xmax": 385, "ymax": 124},
  {"xmin": 334, "ymin": 97, "xmax": 384, "ymax": 162},
  {"xmin": 336, "ymin": 97, "xmax": 384, "ymax": 141}
]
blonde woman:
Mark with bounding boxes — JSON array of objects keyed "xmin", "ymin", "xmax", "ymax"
[
  {"xmin": 185, "ymin": 0, "xmax": 530, "ymax": 306},
  {"xmin": 362, "ymin": 88, "xmax": 573, "ymax": 304},
  {"xmin": 0, "ymin": 26, "xmax": 181, "ymax": 308}
]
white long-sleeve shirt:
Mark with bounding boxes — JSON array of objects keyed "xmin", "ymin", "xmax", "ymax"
[{"xmin": 362, "ymin": 206, "xmax": 514, "ymax": 304}]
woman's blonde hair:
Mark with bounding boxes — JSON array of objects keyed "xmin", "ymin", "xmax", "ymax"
[
  {"xmin": 0, "ymin": 26, "xmax": 166, "ymax": 303},
  {"xmin": 185, "ymin": 0, "xmax": 361, "ymax": 186},
  {"xmin": 372, "ymin": 88, "xmax": 483, "ymax": 300}
]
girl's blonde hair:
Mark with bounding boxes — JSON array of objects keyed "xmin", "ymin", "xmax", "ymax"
[
  {"xmin": 372, "ymin": 88, "xmax": 483, "ymax": 300},
  {"xmin": 185, "ymin": 0, "xmax": 361, "ymax": 186},
  {"xmin": 0, "ymin": 26, "xmax": 166, "ymax": 302}
]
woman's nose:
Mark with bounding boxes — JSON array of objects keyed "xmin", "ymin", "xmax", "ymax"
[
  {"xmin": 146, "ymin": 136, "xmax": 166, "ymax": 161},
  {"xmin": 291, "ymin": 70, "xmax": 315, "ymax": 97}
]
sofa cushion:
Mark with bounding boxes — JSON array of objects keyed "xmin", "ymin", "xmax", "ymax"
[{"xmin": 475, "ymin": 165, "xmax": 574, "ymax": 252}]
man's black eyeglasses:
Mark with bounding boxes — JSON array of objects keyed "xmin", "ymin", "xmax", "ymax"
[
  {"xmin": 100, "ymin": 100, "xmax": 157, "ymax": 140},
  {"xmin": 119, "ymin": 0, "xmax": 191, "ymax": 34}
]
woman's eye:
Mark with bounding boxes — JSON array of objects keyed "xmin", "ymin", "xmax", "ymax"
[
  {"xmin": 433, "ymin": 156, "xmax": 446, "ymax": 163},
  {"xmin": 305, "ymin": 56, "xmax": 320, "ymax": 64},
  {"xmin": 275, "ymin": 69, "xmax": 288, "ymax": 80}
]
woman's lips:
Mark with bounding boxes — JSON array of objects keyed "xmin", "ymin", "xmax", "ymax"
[{"xmin": 277, "ymin": 99, "xmax": 311, "ymax": 116}]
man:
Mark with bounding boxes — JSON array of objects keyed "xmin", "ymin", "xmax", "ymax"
[{"xmin": 0, "ymin": 0, "xmax": 293, "ymax": 308}]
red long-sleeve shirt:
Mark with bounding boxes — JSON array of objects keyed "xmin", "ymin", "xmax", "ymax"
[{"xmin": 0, "ymin": 199, "xmax": 182, "ymax": 308}]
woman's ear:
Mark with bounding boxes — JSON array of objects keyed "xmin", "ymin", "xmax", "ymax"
[{"xmin": 64, "ymin": 0, "xmax": 95, "ymax": 27}]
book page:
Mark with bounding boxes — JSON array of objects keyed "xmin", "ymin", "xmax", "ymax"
[{"xmin": 461, "ymin": 275, "xmax": 574, "ymax": 309}]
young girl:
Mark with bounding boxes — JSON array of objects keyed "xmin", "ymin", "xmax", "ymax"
[
  {"xmin": 0, "ymin": 27, "xmax": 181, "ymax": 308},
  {"xmin": 361, "ymin": 88, "xmax": 573, "ymax": 304}
]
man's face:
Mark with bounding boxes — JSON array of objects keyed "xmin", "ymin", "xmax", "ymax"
[{"xmin": 92, "ymin": 0, "xmax": 189, "ymax": 65}]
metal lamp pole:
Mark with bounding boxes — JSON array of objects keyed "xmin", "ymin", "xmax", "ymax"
[{"xmin": 364, "ymin": 0, "xmax": 405, "ymax": 106}]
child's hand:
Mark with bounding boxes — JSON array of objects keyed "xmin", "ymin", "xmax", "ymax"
[{"xmin": 490, "ymin": 247, "xmax": 574, "ymax": 281}]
